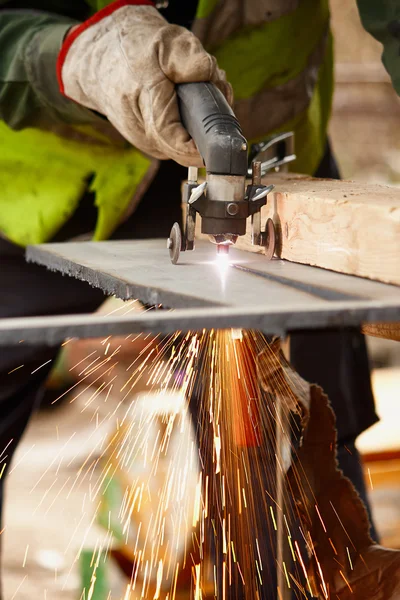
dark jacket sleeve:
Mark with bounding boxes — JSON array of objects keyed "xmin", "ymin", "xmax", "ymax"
[
  {"xmin": 0, "ymin": 4, "xmax": 104, "ymax": 129},
  {"xmin": 356, "ymin": 0, "xmax": 400, "ymax": 95}
]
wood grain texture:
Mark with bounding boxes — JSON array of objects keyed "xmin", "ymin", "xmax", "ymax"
[
  {"xmin": 362, "ymin": 322, "xmax": 400, "ymax": 342},
  {"xmin": 193, "ymin": 174, "xmax": 400, "ymax": 286}
]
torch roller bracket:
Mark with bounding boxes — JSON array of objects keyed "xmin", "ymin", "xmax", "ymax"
[{"xmin": 0, "ymin": 240, "xmax": 400, "ymax": 345}]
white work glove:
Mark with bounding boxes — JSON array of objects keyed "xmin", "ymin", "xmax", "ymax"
[{"xmin": 57, "ymin": 1, "xmax": 233, "ymax": 167}]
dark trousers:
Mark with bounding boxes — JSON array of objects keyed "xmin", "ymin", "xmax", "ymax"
[{"xmin": 0, "ymin": 148, "xmax": 378, "ymax": 591}]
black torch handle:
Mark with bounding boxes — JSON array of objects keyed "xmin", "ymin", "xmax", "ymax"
[{"xmin": 176, "ymin": 82, "xmax": 248, "ymax": 177}]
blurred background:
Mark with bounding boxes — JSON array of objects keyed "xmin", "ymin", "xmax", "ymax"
[
  {"xmin": 330, "ymin": 0, "xmax": 400, "ymax": 184},
  {"xmin": 3, "ymin": 2, "xmax": 400, "ymax": 598},
  {"xmin": 329, "ymin": 0, "xmax": 400, "ymax": 554}
]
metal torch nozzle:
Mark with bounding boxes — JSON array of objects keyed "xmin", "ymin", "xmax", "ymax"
[{"xmin": 216, "ymin": 244, "xmax": 230, "ymax": 256}]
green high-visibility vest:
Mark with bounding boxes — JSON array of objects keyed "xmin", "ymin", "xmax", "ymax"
[{"xmin": 0, "ymin": 0, "xmax": 332, "ymax": 247}]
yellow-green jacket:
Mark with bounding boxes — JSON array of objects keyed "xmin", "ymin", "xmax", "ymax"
[{"xmin": 0, "ymin": 0, "xmax": 398, "ymax": 246}]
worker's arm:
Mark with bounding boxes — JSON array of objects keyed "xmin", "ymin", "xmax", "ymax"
[
  {"xmin": 0, "ymin": 0, "xmax": 232, "ymax": 166},
  {"xmin": 0, "ymin": 5, "xmax": 104, "ymax": 129},
  {"xmin": 356, "ymin": 1, "xmax": 400, "ymax": 94},
  {"xmin": 58, "ymin": 1, "xmax": 232, "ymax": 167}
]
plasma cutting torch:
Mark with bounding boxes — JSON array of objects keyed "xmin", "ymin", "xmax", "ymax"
[{"xmin": 167, "ymin": 82, "xmax": 296, "ymax": 264}]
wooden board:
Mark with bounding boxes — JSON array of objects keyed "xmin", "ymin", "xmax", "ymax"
[
  {"xmin": 193, "ymin": 174, "xmax": 400, "ymax": 286},
  {"xmin": 362, "ymin": 322, "xmax": 400, "ymax": 341}
]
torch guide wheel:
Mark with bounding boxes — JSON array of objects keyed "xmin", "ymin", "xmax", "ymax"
[{"xmin": 168, "ymin": 222, "xmax": 184, "ymax": 265}]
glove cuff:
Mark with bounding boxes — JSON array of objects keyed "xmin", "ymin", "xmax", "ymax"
[{"xmin": 57, "ymin": 0, "xmax": 155, "ymax": 94}]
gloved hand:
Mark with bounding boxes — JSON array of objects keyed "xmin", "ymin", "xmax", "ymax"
[{"xmin": 57, "ymin": 0, "xmax": 233, "ymax": 167}]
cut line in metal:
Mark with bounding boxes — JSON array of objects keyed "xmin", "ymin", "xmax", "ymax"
[{"xmin": 231, "ymin": 263, "xmax": 363, "ymax": 302}]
